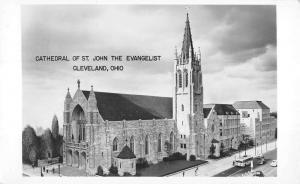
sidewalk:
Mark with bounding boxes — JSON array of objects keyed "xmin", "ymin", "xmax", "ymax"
[
  {"xmin": 23, "ymin": 163, "xmax": 62, "ymax": 177},
  {"xmin": 167, "ymin": 140, "xmax": 277, "ymax": 177}
]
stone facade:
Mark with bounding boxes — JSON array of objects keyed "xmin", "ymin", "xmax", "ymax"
[
  {"xmin": 202, "ymin": 104, "xmax": 241, "ymax": 158},
  {"xmin": 62, "ymin": 13, "xmax": 206, "ymax": 175},
  {"xmin": 62, "ymin": 85, "xmax": 177, "ymax": 174},
  {"xmin": 233, "ymin": 101, "xmax": 277, "ymax": 148}
]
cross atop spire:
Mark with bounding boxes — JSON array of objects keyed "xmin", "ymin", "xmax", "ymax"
[
  {"xmin": 181, "ymin": 12, "xmax": 194, "ymax": 61},
  {"xmin": 77, "ymin": 79, "xmax": 80, "ymax": 89}
]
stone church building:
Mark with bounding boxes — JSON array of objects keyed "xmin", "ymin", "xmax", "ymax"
[{"xmin": 62, "ymin": 13, "xmax": 218, "ymax": 175}]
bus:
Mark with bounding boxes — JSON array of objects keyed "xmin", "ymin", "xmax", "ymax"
[{"xmin": 234, "ymin": 156, "xmax": 253, "ymax": 167}]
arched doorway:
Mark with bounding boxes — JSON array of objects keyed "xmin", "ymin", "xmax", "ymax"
[
  {"xmin": 66, "ymin": 150, "xmax": 72, "ymax": 166},
  {"xmin": 80, "ymin": 152, "xmax": 86, "ymax": 170},
  {"xmin": 73, "ymin": 151, "xmax": 79, "ymax": 168},
  {"xmin": 71, "ymin": 105, "xmax": 86, "ymax": 143}
]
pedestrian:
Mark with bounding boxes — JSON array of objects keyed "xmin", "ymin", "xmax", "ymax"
[
  {"xmin": 183, "ymin": 171, "xmax": 185, "ymax": 177},
  {"xmin": 194, "ymin": 167, "xmax": 198, "ymax": 176},
  {"xmin": 52, "ymin": 167, "xmax": 55, "ymax": 174},
  {"xmin": 43, "ymin": 166, "xmax": 45, "ymax": 172}
]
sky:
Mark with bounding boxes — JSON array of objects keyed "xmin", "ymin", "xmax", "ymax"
[{"xmin": 22, "ymin": 5, "xmax": 277, "ymax": 129}]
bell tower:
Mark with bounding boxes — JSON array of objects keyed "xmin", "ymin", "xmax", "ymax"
[{"xmin": 174, "ymin": 13, "xmax": 204, "ymax": 158}]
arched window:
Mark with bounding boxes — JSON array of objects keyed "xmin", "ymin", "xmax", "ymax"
[
  {"xmin": 158, "ymin": 133, "xmax": 162, "ymax": 152},
  {"xmin": 170, "ymin": 132, "xmax": 174, "ymax": 151},
  {"xmin": 145, "ymin": 135, "xmax": 149, "ymax": 155},
  {"xmin": 184, "ymin": 69, "xmax": 188, "ymax": 87},
  {"xmin": 130, "ymin": 136, "xmax": 134, "ymax": 153},
  {"xmin": 113, "ymin": 137, "xmax": 118, "ymax": 151},
  {"xmin": 178, "ymin": 70, "xmax": 182, "ymax": 88}
]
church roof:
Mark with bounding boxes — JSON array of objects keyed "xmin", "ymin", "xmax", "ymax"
[
  {"xmin": 233, "ymin": 101, "xmax": 269, "ymax": 110},
  {"xmin": 205, "ymin": 104, "xmax": 239, "ymax": 116},
  {"xmin": 211, "ymin": 138, "xmax": 219, "ymax": 143},
  {"xmin": 203, "ymin": 108, "xmax": 212, "ymax": 118},
  {"xmin": 82, "ymin": 90, "xmax": 172, "ymax": 121},
  {"xmin": 117, "ymin": 145, "xmax": 136, "ymax": 159}
]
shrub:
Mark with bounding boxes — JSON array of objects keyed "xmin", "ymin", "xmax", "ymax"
[
  {"xmin": 123, "ymin": 172, "xmax": 132, "ymax": 176},
  {"xmin": 189, "ymin": 154, "xmax": 196, "ymax": 161},
  {"xmin": 136, "ymin": 158, "xmax": 149, "ymax": 169},
  {"xmin": 208, "ymin": 155, "xmax": 218, "ymax": 159},
  {"xmin": 108, "ymin": 165, "xmax": 118, "ymax": 176},
  {"xmin": 209, "ymin": 144, "xmax": 216, "ymax": 157},
  {"xmin": 163, "ymin": 152, "xmax": 186, "ymax": 162},
  {"xmin": 96, "ymin": 165, "xmax": 104, "ymax": 176}
]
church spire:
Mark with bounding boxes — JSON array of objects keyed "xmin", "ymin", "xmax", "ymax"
[{"xmin": 181, "ymin": 12, "xmax": 194, "ymax": 61}]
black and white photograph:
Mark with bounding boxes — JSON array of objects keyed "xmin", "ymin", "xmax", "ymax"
[
  {"xmin": 21, "ymin": 5, "xmax": 277, "ymax": 177},
  {"xmin": 1, "ymin": 1, "xmax": 300, "ymax": 184}
]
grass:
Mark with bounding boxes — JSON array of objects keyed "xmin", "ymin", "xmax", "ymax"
[{"xmin": 136, "ymin": 160, "xmax": 207, "ymax": 176}]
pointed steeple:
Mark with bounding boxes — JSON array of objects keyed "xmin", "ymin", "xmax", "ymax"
[
  {"xmin": 65, "ymin": 88, "xmax": 71, "ymax": 99},
  {"xmin": 88, "ymin": 85, "xmax": 97, "ymax": 112},
  {"xmin": 181, "ymin": 13, "xmax": 194, "ymax": 61},
  {"xmin": 64, "ymin": 88, "xmax": 72, "ymax": 111}
]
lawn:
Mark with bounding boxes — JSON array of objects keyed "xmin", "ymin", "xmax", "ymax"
[{"xmin": 136, "ymin": 160, "xmax": 207, "ymax": 176}]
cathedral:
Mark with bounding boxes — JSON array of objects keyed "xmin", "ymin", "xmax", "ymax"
[{"xmin": 62, "ymin": 13, "xmax": 207, "ymax": 175}]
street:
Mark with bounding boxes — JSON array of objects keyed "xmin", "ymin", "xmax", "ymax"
[
  {"xmin": 166, "ymin": 140, "xmax": 277, "ymax": 177},
  {"xmin": 214, "ymin": 148, "xmax": 277, "ymax": 177}
]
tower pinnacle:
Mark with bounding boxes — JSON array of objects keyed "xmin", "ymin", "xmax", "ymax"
[
  {"xmin": 181, "ymin": 12, "xmax": 194, "ymax": 61},
  {"xmin": 77, "ymin": 79, "xmax": 80, "ymax": 89}
]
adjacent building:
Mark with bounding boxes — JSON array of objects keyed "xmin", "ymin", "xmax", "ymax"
[
  {"xmin": 233, "ymin": 101, "xmax": 277, "ymax": 148},
  {"xmin": 202, "ymin": 104, "xmax": 241, "ymax": 158}
]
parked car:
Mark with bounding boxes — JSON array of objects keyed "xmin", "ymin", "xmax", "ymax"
[
  {"xmin": 252, "ymin": 170, "xmax": 264, "ymax": 177},
  {"xmin": 270, "ymin": 160, "xmax": 277, "ymax": 167}
]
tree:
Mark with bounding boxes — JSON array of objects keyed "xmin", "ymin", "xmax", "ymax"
[
  {"xmin": 51, "ymin": 115, "xmax": 59, "ymax": 140},
  {"xmin": 40, "ymin": 128, "xmax": 54, "ymax": 159},
  {"xmin": 22, "ymin": 125, "xmax": 39, "ymax": 163},
  {"xmin": 209, "ymin": 144, "xmax": 216, "ymax": 156},
  {"xmin": 29, "ymin": 149, "xmax": 37, "ymax": 166}
]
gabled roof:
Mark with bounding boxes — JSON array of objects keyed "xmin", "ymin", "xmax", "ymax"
[
  {"xmin": 117, "ymin": 145, "xmax": 136, "ymax": 159},
  {"xmin": 203, "ymin": 108, "xmax": 212, "ymax": 118},
  {"xmin": 211, "ymin": 138, "xmax": 219, "ymax": 143},
  {"xmin": 205, "ymin": 104, "xmax": 239, "ymax": 116},
  {"xmin": 233, "ymin": 101, "xmax": 270, "ymax": 110},
  {"xmin": 82, "ymin": 90, "xmax": 172, "ymax": 121}
]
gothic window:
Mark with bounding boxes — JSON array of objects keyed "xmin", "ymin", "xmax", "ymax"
[
  {"xmin": 130, "ymin": 136, "xmax": 134, "ymax": 153},
  {"xmin": 158, "ymin": 133, "xmax": 162, "ymax": 152},
  {"xmin": 178, "ymin": 70, "xmax": 182, "ymax": 88},
  {"xmin": 170, "ymin": 132, "xmax": 174, "ymax": 151},
  {"xmin": 113, "ymin": 137, "xmax": 118, "ymax": 151},
  {"xmin": 184, "ymin": 69, "xmax": 188, "ymax": 87},
  {"xmin": 83, "ymin": 126, "xmax": 85, "ymax": 141},
  {"xmin": 145, "ymin": 135, "xmax": 149, "ymax": 155}
]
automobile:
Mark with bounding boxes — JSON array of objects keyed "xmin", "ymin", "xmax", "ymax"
[
  {"xmin": 256, "ymin": 154, "xmax": 265, "ymax": 165},
  {"xmin": 270, "ymin": 160, "xmax": 277, "ymax": 167},
  {"xmin": 252, "ymin": 170, "xmax": 264, "ymax": 177}
]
